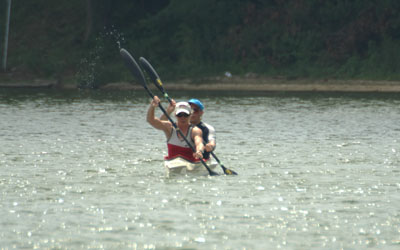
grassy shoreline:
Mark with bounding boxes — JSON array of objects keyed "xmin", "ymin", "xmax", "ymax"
[{"xmin": 2, "ymin": 77, "xmax": 400, "ymax": 93}]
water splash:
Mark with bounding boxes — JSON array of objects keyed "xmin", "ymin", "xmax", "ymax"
[
  {"xmin": 105, "ymin": 25, "xmax": 126, "ymax": 50},
  {"xmin": 75, "ymin": 26, "xmax": 126, "ymax": 89}
]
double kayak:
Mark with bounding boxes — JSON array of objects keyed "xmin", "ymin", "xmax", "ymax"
[{"xmin": 164, "ymin": 156, "xmax": 217, "ymax": 176}]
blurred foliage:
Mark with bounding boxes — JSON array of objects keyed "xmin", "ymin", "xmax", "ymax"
[{"xmin": 1, "ymin": 0, "xmax": 400, "ymax": 87}]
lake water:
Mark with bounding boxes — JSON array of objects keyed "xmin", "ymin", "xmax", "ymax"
[{"xmin": 1, "ymin": 88, "xmax": 399, "ymax": 249}]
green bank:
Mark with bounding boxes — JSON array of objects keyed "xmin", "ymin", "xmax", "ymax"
[{"xmin": 1, "ymin": 0, "xmax": 400, "ymax": 88}]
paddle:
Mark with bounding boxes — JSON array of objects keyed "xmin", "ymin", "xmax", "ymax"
[
  {"xmin": 139, "ymin": 57, "xmax": 238, "ymax": 175},
  {"xmin": 120, "ymin": 48, "xmax": 218, "ymax": 176}
]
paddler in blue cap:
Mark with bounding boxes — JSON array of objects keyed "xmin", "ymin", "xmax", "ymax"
[{"xmin": 187, "ymin": 99, "xmax": 216, "ymax": 160}]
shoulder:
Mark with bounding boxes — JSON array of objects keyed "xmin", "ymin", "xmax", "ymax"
[
  {"xmin": 202, "ymin": 122, "xmax": 215, "ymax": 132},
  {"xmin": 159, "ymin": 120, "xmax": 173, "ymax": 133},
  {"xmin": 192, "ymin": 125, "xmax": 202, "ymax": 134},
  {"xmin": 163, "ymin": 121, "xmax": 173, "ymax": 134},
  {"xmin": 162, "ymin": 120, "xmax": 173, "ymax": 129}
]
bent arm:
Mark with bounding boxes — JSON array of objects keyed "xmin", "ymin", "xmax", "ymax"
[
  {"xmin": 205, "ymin": 140, "xmax": 216, "ymax": 152},
  {"xmin": 205, "ymin": 124, "xmax": 216, "ymax": 152},
  {"xmin": 192, "ymin": 127, "xmax": 204, "ymax": 159},
  {"xmin": 147, "ymin": 96, "xmax": 172, "ymax": 136},
  {"xmin": 160, "ymin": 99, "xmax": 176, "ymax": 121}
]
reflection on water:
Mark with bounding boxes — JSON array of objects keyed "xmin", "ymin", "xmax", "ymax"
[{"xmin": 1, "ymin": 88, "xmax": 399, "ymax": 249}]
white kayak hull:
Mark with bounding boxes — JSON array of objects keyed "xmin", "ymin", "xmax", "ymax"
[{"xmin": 164, "ymin": 156, "xmax": 217, "ymax": 176}]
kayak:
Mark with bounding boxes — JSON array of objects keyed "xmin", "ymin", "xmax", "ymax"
[{"xmin": 164, "ymin": 156, "xmax": 217, "ymax": 176}]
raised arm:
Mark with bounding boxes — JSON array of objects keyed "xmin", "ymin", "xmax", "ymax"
[
  {"xmin": 160, "ymin": 99, "xmax": 176, "ymax": 121},
  {"xmin": 147, "ymin": 96, "xmax": 172, "ymax": 137}
]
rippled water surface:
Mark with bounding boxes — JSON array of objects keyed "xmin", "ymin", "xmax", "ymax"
[{"xmin": 1, "ymin": 89, "xmax": 399, "ymax": 249}]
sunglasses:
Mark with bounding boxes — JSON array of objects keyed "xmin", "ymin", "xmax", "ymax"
[
  {"xmin": 192, "ymin": 108, "xmax": 201, "ymax": 113},
  {"xmin": 176, "ymin": 113, "xmax": 189, "ymax": 118}
]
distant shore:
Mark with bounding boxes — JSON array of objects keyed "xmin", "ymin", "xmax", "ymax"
[{"xmin": 2, "ymin": 77, "xmax": 400, "ymax": 92}]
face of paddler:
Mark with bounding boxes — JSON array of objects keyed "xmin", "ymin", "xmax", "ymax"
[
  {"xmin": 189, "ymin": 104, "xmax": 203, "ymax": 124},
  {"xmin": 175, "ymin": 111, "xmax": 191, "ymax": 126}
]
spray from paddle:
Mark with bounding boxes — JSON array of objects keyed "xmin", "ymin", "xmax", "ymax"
[{"xmin": 76, "ymin": 26, "xmax": 126, "ymax": 89}]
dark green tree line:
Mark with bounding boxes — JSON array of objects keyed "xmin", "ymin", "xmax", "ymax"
[{"xmin": 2, "ymin": 0, "xmax": 400, "ymax": 86}]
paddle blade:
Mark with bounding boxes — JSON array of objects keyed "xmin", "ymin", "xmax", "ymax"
[
  {"xmin": 210, "ymin": 152, "xmax": 238, "ymax": 175},
  {"xmin": 139, "ymin": 57, "xmax": 162, "ymax": 86},
  {"xmin": 139, "ymin": 57, "xmax": 171, "ymax": 101},
  {"xmin": 209, "ymin": 171, "xmax": 219, "ymax": 176},
  {"xmin": 120, "ymin": 49, "xmax": 148, "ymax": 90},
  {"xmin": 223, "ymin": 167, "xmax": 238, "ymax": 175}
]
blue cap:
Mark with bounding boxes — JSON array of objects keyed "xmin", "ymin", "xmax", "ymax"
[{"xmin": 188, "ymin": 98, "xmax": 204, "ymax": 110}]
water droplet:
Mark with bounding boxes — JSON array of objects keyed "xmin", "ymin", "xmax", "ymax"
[{"xmin": 195, "ymin": 237, "xmax": 206, "ymax": 243}]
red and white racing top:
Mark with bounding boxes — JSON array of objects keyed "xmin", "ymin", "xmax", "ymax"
[{"xmin": 165, "ymin": 125, "xmax": 199, "ymax": 162}]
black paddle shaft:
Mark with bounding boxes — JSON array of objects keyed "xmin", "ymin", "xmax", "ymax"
[{"xmin": 120, "ymin": 49, "xmax": 218, "ymax": 176}]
